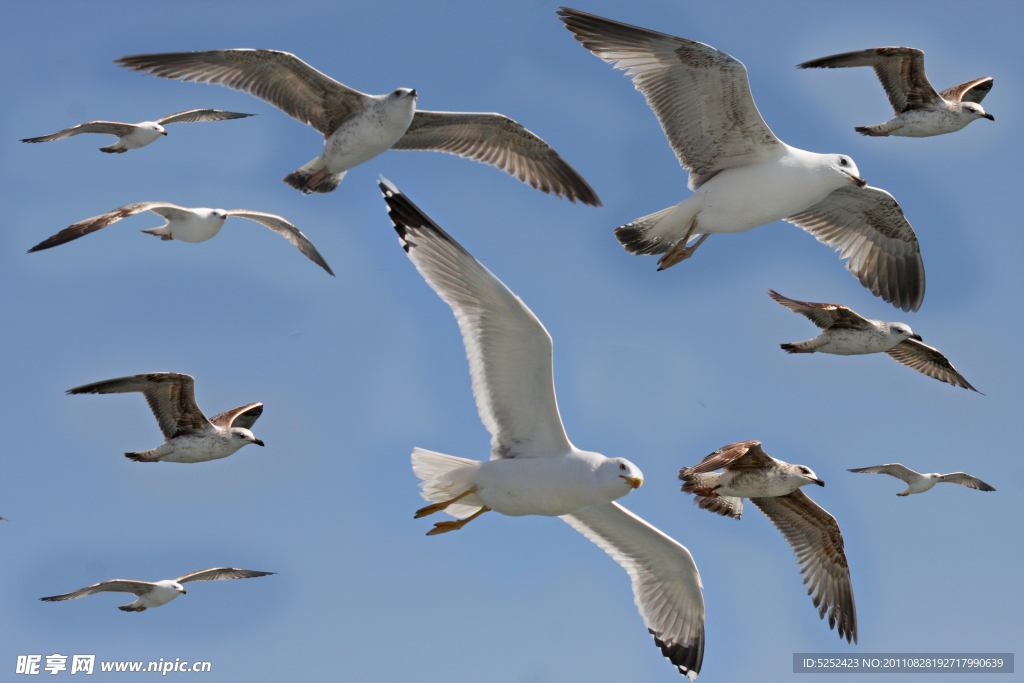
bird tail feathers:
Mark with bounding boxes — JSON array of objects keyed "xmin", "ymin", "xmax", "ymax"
[
  {"xmin": 411, "ymin": 448, "xmax": 484, "ymax": 518},
  {"xmin": 613, "ymin": 206, "xmax": 683, "ymax": 255},
  {"xmin": 125, "ymin": 451, "xmax": 160, "ymax": 463},
  {"xmin": 854, "ymin": 124, "xmax": 889, "ymax": 137},
  {"xmin": 283, "ymin": 158, "xmax": 345, "ymax": 194},
  {"xmin": 99, "ymin": 143, "xmax": 126, "ymax": 153}
]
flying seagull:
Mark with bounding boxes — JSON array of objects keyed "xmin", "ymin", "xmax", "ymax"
[
  {"xmin": 114, "ymin": 50, "xmax": 600, "ymax": 204},
  {"xmin": 848, "ymin": 464, "xmax": 995, "ymax": 496},
  {"xmin": 798, "ymin": 48, "xmax": 994, "ymax": 137},
  {"xmin": 67, "ymin": 372, "xmax": 265, "ymax": 463},
  {"xmin": 40, "ymin": 567, "xmax": 274, "ymax": 612},
  {"xmin": 21, "ymin": 109, "xmax": 253, "ymax": 153},
  {"xmin": 557, "ymin": 7, "xmax": 923, "ymax": 311},
  {"xmin": 769, "ymin": 290, "xmax": 978, "ymax": 392},
  {"xmin": 380, "ymin": 177, "xmax": 704, "ymax": 680},
  {"xmin": 680, "ymin": 440, "xmax": 856, "ymax": 643},
  {"xmin": 28, "ymin": 202, "xmax": 334, "ymax": 275}
]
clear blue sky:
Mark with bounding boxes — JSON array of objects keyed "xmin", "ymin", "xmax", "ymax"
[{"xmin": 2, "ymin": 1, "xmax": 1021, "ymax": 681}]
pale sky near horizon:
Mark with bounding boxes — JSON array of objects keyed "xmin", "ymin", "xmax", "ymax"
[{"xmin": 2, "ymin": 1, "xmax": 1021, "ymax": 681}]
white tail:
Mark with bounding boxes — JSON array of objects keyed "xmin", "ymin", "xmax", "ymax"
[{"xmin": 411, "ymin": 448, "xmax": 484, "ymax": 518}]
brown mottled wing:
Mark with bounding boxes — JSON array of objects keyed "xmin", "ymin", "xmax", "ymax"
[
  {"xmin": 209, "ymin": 403, "xmax": 264, "ymax": 430},
  {"xmin": 938, "ymin": 473, "xmax": 995, "ymax": 491},
  {"xmin": 175, "ymin": 567, "xmax": 276, "ymax": 584},
  {"xmin": 750, "ymin": 490, "xmax": 857, "ymax": 644},
  {"xmin": 66, "ymin": 372, "xmax": 213, "ymax": 439},
  {"xmin": 786, "ymin": 185, "xmax": 924, "ymax": 312},
  {"xmin": 392, "ymin": 111, "xmax": 601, "ymax": 206},
  {"xmin": 767, "ymin": 290, "xmax": 869, "ymax": 330},
  {"xmin": 885, "ymin": 339, "xmax": 978, "ymax": 392},
  {"xmin": 115, "ymin": 49, "xmax": 368, "ymax": 136},
  {"xmin": 797, "ymin": 47, "xmax": 940, "ymax": 113},
  {"xmin": 21, "ymin": 121, "xmax": 138, "ymax": 142},
  {"xmin": 28, "ymin": 202, "xmax": 190, "ymax": 253},
  {"xmin": 558, "ymin": 7, "xmax": 782, "ymax": 191},
  {"xmin": 40, "ymin": 579, "xmax": 156, "ymax": 601},
  {"xmin": 939, "ymin": 77, "xmax": 993, "ymax": 104},
  {"xmin": 680, "ymin": 440, "xmax": 773, "ymax": 475},
  {"xmin": 155, "ymin": 109, "xmax": 254, "ymax": 125},
  {"xmin": 226, "ymin": 210, "xmax": 334, "ymax": 275}
]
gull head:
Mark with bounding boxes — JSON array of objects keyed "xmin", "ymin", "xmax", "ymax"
[
  {"xmin": 231, "ymin": 427, "xmax": 265, "ymax": 448},
  {"xmin": 600, "ymin": 458, "xmax": 644, "ymax": 498},
  {"xmin": 175, "ymin": 582, "xmax": 186, "ymax": 595},
  {"xmin": 888, "ymin": 322, "xmax": 921, "ymax": 343},
  {"xmin": 208, "ymin": 209, "xmax": 229, "ymax": 222},
  {"xmin": 139, "ymin": 121, "xmax": 167, "ymax": 137},
  {"xmin": 830, "ymin": 155, "xmax": 866, "ymax": 188},
  {"xmin": 793, "ymin": 464, "xmax": 825, "ymax": 488},
  {"xmin": 961, "ymin": 102, "xmax": 994, "ymax": 122},
  {"xmin": 390, "ymin": 88, "xmax": 418, "ymax": 102}
]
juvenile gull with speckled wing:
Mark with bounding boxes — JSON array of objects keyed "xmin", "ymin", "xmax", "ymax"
[
  {"xmin": 769, "ymin": 290, "xmax": 978, "ymax": 392},
  {"xmin": 558, "ymin": 7, "xmax": 924, "ymax": 311},
  {"xmin": 798, "ymin": 47, "xmax": 994, "ymax": 137},
  {"xmin": 21, "ymin": 109, "xmax": 253, "ymax": 153},
  {"xmin": 114, "ymin": 49, "xmax": 599, "ymax": 204},
  {"xmin": 380, "ymin": 177, "xmax": 704, "ymax": 680},
  {"xmin": 848, "ymin": 464, "xmax": 995, "ymax": 496},
  {"xmin": 680, "ymin": 441, "xmax": 857, "ymax": 643},
  {"xmin": 67, "ymin": 373, "xmax": 265, "ymax": 463}
]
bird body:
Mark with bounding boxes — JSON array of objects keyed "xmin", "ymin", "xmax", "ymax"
[
  {"xmin": 139, "ymin": 207, "xmax": 228, "ymax": 242},
  {"xmin": 103, "ymin": 121, "xmax": 167, "ymax": 152},
  {"xmin": 848, "ymin": 464, "xmax": 995, "ymax": 496}
]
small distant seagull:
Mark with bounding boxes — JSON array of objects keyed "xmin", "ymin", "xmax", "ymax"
[
  {"xmin": 798, "ymin": 48, "xmax": 993, "ymax": 137},
  {"xmin": 21, "ymin": 109, "xmax": 253, "ymax": 153},
  {"xmin": 380, "ymin": 177, "xmax": 704, "ymax": 680},
  {"xmin": 769, "ymin": 290, "xmax": 978, "ymax": 392},
  {"xmin": 848, "ymin": 464, "xmax": 995, "ymax": 496},
  {"xmin": 67, "ymin": 373, "xmax": 265, "ymax": 463},
  {"xmin": 28, "ymin": 202, "xmax": 333, "ymax": 275},
  {"xmin": 558, "ymin": 8, "xmax": 923, "ymax": 311},
  {"xmin": 680, "ymin": 440, "xmax": 856, "ymax": 644},
  {"xmin": 40, "ymin": 567, "xmax": 274, "ymax": 612},
  {"xmin": 114, "ymin": 50, "xmax": 600, "ymax": 204}
]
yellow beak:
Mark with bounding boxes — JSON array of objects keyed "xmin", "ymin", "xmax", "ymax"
[{"xmin": 621, "ymin": 476, "xmax": 643, "ymax": 489}]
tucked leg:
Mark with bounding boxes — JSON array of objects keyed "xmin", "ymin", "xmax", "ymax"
[
  {"xmin": 657, "ymin": 219, "xmax": 709, "ymax": 270},
  {"xmin": 415, "ymin": 487, "xmax": 477, "ymax": 518},
  {"xmin": 427, "ymin": 506, "xmax": 491, "ymax": 536}
]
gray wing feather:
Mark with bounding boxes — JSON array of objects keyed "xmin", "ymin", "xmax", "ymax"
[
  {"xmin": 21, "ymin": 121, "xmax": 138, "ymax": 142},
  {"xmin": 209, "ymin": 403, "xmax": 264, "ymax": 429},
  {"xmin": 156, "ymin": 109, "xmax": 254, "ymax": 125},
  {"xmin": 786, "ymin": 185, "xmax": 924, "ymax": 312},
  {"xmin": 847, "ymin": 464, "xmax": 921, "ymax": 484},
  {"xmin": 40, "ymin": 579, "xmax": 155, "ymax": 601},
  {"xmin": 767, "ymin": 290, "xmax": 870, "ymax": 330},
  {"xmin": 938, "ymin": 473, "xmax": 995, "ymax": 491},
  {"xmin": 939, "ymin": 77, "xmax": 993, "ymax": 104},
  {"xmin": 28, "ymin": 202, "xmax": 188, "ymax": 253},
  {"xmin": 750, "ymin": 490, "xmax": 857, "ymax": 644},
  {"xmin": 66, "ymin": 372, "xmax": 213, "ymax": 439},
  {"xmin": 558, "ymin": 7, "xmax": 782, "ymax": 191},
  {"xmin": 116, "ymin": 49, "xmax": 368, "ymax": 136},
  {"xmin": 797, "ymin": 47, "xmax": 940, "ymax": 113},
  {"xmin": 885, "ymin": 339, "xmax": 978, "ymax": 391},
  {"xmin": 175, "ymin": 567, "xmax": 276, "ymax": 584},
  {"xmin": 392, "ymin": 111, "xmax": 600, "ymax": 206},
  {"xmin": 226, "ymin": 210, "xmax": 334, "ymax": 276}
]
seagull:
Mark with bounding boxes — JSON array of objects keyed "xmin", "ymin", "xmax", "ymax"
[
  {"xmin": 797, "ymin": 48, "xmax": 994, "ymax": 137},
  {"xmin": 848, "ymin": 464, "xmax": 995, "ymax": 496},
  {"xmin": 769, "ymin": 290, "xmax": 978, "ymax": 392},
  {"xmin": 40, "ymin": 567, "xmax": 275, "ymax": 612},
  {"xmin": 67, "ymin": 373, "xmax": 265, "ymax": 463},
  {"xmin": 28, "ymin": 202, "xmax": 334, "ymax": 275},
  {"xmin": 557, "ymin": 8, "xmax": 924, "ymax": 311},
  {"xmin": 21, "ymin": 109, "xmax": 253, "ymax": 153},
  {"xmin": 679, "ymin": 440, "xmax": 856, "ymax": 643},
  {"xmin": 380, "ymin": 177, "xmax": 704, "ymax": 680},
  {"xmin": 114, "ymin": 50, "xmax": 600, "ymax": 204}
]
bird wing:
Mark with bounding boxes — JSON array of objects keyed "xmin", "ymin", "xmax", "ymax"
[
  {"xmin": 28, "ymin": 202, "xmax": 189, "ymax": 253},
  {"xmin": 175, "ymin": 567, "xmax": 276, "ymax": 584},
  {"xmin": 209, "ymin": 403, "xmax": 264, "ymax": 430},
  {"xmin": 885, "ymin": 339, "xmax": 978, "ymax": 392},
  {"xmin": 750, "ymin": 490, "xmax": 857, "ymax": 644},
  {"xmin": 939, "ymin": 77, "xmax": 994, "ymax": 104},
  {"xmin": 380, "ymin": 177, "xmax": 572, "ymax": 459},
  {"xmin": 797, "ymin": 47, "xmax": 940, "ymax": 113},
  {"xmin": 391, "ymin": 111, "xmax": 600, "ymax": 206},
  {"xmin": 156, "ymin": 109, "xmax": 255, "ymax": 125},
  {"xmin": 847, "ymin": 463, "xmax": 921, "ymax": 484},
  {"xmin": 116, "ymin": 49, "xmax": 369, "ymax": 136},
  {"xmin": 938, "ymin": 473, "xmax": 995, "ymax": 491},
  {"xmin": 558, "ymin": 7, "xmax": 783, "ymax": 191},
  {"xmin": 562, "ymin": 502, "xmax": 704, "ymax": 681},
  {"xmin": 785, "ymin": 185, "xmax": 924, "ymax": 312},
  {"xmin": 680, "ymin": 440, "xmax": 774, "ymax": 475},
  {"xmin": 40, "ymin": 579, "xmax": 155, "ymax": 601},
  {"xmin": 21, "ymin": 120, "xmax": 138, "ymax": 142},
  {"xmin": 66, "ymin": 372, "xmax": 213, "ymax": 439},
  {"xmin": 767, "ymin": 290, "xmax": 870, "ymax": 330},
  {"xmin": 226, "ymin": 210, "xmax": 335, "ymax": 276}
]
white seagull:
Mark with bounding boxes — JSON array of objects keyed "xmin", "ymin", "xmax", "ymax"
[
  {"xmin": 67, "ymin": 373, "xmax": 265, "ymax": 463},
  {"xmin": 558, "ymin": 8, "xmax": 924, "ymax": 311},
  {"xmin": 28, "ymin": 202, "xmax": 334, "ymax": 275},
  {"xmin": 798, "ymin": 48, "xmax": 994, "ymax": 137},
  {"xmin": 21, "ymin": 109, "xmax": 253, "ymax": 153},
  {"xmin": 40, "ymin": 567, "xmax": 274, "ymax": 612},
  {"xmin": 848, "ymin": 464, "xmax": 995, "ymax": 496},
  {"xmin": 769, "ymin": 290, "xmax": 978, "ymax": 392},
  {"xmin": 114, "ymin": 49, "xmax": 600, "ymax": 204},
  {"xmin": 380, "ymin": 177, "xmax": 704, "ymax": 680},
  {"xmin": 679, "ymin": 440, "xmax": 856, "ymax": 643}
]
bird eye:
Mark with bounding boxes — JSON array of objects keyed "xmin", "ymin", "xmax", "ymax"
[
  {"xmin": 618, "ymin": 463, "xmax": 627, "ymax": 471},
  {"xmin": 840, "ymin": 158, "xmax": 848, "ymax": 166}
]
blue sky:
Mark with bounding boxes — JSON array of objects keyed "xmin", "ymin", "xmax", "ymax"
[{"xmin": 2, "ymin": 0, "xmax": 1021, "ymax": 681}]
